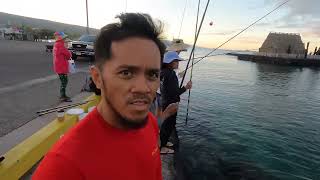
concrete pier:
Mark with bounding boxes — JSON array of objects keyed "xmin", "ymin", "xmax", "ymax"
[{"xmin": 228, "ymin": 53, "xmax": 320, "ymax": 67}]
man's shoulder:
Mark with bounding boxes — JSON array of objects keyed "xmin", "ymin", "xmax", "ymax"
[
  {"xmin": 148, "ymin": 112, "xmax": 157, "ymax": 121},
  {"xmin": 35, "ymin": 116, "xmax": 97, "ymax": 178},
  {"xmin": 147, "ymin": 112, "xmax": 159, "ymax": 134},
  {"xmin": 49, "ymin": 112, "xmax": 100, "ymax": 157}
]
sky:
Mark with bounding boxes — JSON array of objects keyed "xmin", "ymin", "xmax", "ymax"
[{"xmin": 0, "ymin": 0, "xmax": 319, "ymax": 51}]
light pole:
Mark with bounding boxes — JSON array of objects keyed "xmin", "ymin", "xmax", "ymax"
[
  {"xmin": 86, "ymin": 0, "xmax": 89, "ymax": 35},
  {"xmin": 125, "ymin": 0, "xmax": 127, "ymax": 12}
]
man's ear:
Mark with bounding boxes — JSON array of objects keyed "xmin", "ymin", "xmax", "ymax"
[{"xmin": 90, "ymin": 66, "xmax": 103, "ymax": 90}]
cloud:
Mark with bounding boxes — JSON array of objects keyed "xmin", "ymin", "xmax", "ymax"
[
  {"xmin": 199, "ymin": 0, "xmax": 320, "ymax": 50},
  {"xmin": 236, "ymin": 36, "xmax": 265, "ymax": 43},
  {"xmin": 256, "ymin": 22, "xmax": 273, "ymax": 27},
  {"xmin": 248, "ymin": 0, "xmax": 266, "ymax": 10},
  {"xmin": 273, "ymin": 18, "xmax": 320, "ymax": 35},
  {"xmin": 256, "ymin": 20, "xmax": 318, "ymax": 29},
  {"xmin": 302, "ymin": 23, "xmax": 320, "ymax": 38},
  {"xmin": 200, "ymin": 29, "xmax": 239, "ymax": 36},
  {"xmin": 201, "ymin": 32, "xmax": 233, "ymax": 36},
  {"xmin": 257, "ymin": 0, "xmax": 320, "ymax": 38},
  {"xmin": 265, "ymin": 0, "xmax": 320, "ymax": 18}
]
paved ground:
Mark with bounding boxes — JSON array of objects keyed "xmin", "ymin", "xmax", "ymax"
[{"xmin": 0, "ymin": 40, "xmax": 91, "ymax": 137}]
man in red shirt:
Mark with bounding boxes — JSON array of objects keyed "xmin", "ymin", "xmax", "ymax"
[{"xmin": 33, "ymin": 13, "xmax": 166, "ymax": 180}]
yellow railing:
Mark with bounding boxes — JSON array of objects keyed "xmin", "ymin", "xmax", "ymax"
[{"xmin": 0, "ymin": 94, "xmax": 100, "ymax": 180}]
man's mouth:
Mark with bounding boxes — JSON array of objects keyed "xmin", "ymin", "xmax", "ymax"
[
  {"xmin": 129, "ymin": 99, "xmax": 151, "ymax": 111},
  {"xmin": 132, "ymin": 100, "xmax": 148, "ymax": 104}
]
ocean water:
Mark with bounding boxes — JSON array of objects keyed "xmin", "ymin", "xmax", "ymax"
[{"xmin": 174, "ymin": 48, "xmax": 320, "ymax": 180}]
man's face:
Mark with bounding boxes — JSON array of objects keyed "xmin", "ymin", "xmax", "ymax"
[
  {"xmin": 93, "ymin": 37, "xmax": 161, "ymax": 129},
  {"xmin": 172, "ymin": 60, "xmax": 179, "ymax": 69}
]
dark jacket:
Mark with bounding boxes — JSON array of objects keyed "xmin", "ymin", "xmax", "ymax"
[{"xmin": 160, "ymin": 68, "xmax": 186, "ymax": 109}]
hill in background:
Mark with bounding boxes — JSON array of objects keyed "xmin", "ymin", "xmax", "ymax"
[
  {"xmin": 0, "ymin": 12, "xmax": 99, "ymax": 38},
  {"xmin": 0, "ymin": 12, "xmax": 181, "ymax": 47}
]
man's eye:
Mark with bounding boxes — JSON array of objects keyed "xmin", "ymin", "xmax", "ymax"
[
  {"xmin": 119, "ymin": 70, "xmax": 133, "ymax": 78},
  {"xmin": 148, "ymin": 72, "xmax": 159, "ymax": 80}
]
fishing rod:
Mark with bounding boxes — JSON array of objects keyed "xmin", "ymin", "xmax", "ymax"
[
  {"xmin": 37, "ymin": 103, "xmax": 87, "ymax": 116},
  {"xmin": 37, "ymin": 102, "xmax": 89, "ymax": 116},
  {"xmin": 178, "ymin": 0, "xmax": 188, "ymax": 39},
  {"xmin": 36, "ymin": 100, "xmax": 93, "ymax": 115},
  {"xmin": 185, "ymin": 0, "xmax": 201, "ymax": 125},
  {"xmin": 179, "ymin": 0, "xmax": 211, "ymax": 88},
  {"xmin": 179, "ymin": 0, "xmax": 291, "ymax": 86}
]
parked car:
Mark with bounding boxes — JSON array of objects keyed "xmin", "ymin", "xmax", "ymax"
[{"xmin": 68, "ymin": 35, "xmax": 96, "ymax": 61}]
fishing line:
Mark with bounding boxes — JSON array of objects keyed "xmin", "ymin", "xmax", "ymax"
[
  {"xmin": 179, "ymin": 0, "xmax": 211, "ymax": 88},
  {"xmin": 178, "ymin": 0, "xmax": 188, "ymax": 39},
  {"xmin": 185, "ymin": 0, "xmax": 201, "ymax": 125},
  {"xmin": 180, "ymin": 0, "xmax": 291, "ymax": 85}
]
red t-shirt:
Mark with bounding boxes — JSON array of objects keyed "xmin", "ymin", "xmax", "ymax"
[{"xmin": 33, "ymin": 108, "xmax": 162, "ymax": 180}]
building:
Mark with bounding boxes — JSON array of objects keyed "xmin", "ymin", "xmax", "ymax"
[
  {"xmin": 0, "ymin": 25, "xmax": 24, "ymax": 40},
  {"xmin": 0, "ymin": 24, "xmax": 6, "ymax": 40},
  {"xmin": 259, "ymin": 32, "xmax": 305, "ymax": 55}
]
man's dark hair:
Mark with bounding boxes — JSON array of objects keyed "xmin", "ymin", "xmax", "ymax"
[{"xmin": 94, "ymin": 13, "xmax": 166, "ymax": 68}]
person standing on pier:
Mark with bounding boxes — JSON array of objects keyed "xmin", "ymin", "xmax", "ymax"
[
  {"xmin": 159, "ymin": 51, "xmax": 192, "ymax": 154},
  {"xmin": 52, "ymin": 32, "xmax": 72, "ymax": 102},
  {"xmin": 152, "ymin": 39, "xmax": 188, "ymax": 126},
  {"xmin": 33, "ymin": 13, "xmax": 165, "ymax": 180}
]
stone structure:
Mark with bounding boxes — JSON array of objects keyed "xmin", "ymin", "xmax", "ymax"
[{"xmin": 259, "ymin": 32, "xmax": 305, "ymax": 55}]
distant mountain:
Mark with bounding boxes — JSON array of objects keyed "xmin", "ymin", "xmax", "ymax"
[
  {"xmin": 0, "ymin": 12, "xmax": 99, "ymax": 36},
  {"xmin": 0, "ymin": 12, "xmax": 185, "ymax": 45}
]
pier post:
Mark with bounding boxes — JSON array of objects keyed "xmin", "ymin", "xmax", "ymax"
[{"xmin": 305, "ymin": 42, "xmax": 310, "ymax": 59}]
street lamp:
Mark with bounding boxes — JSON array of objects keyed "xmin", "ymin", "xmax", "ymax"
[
  {"xmin": 86, "ymin": 0, "xmax": 89, "ymax": 35},
  {"xmin": 125, "ymin": 0, "xmax": 127, "ymax": 12}
]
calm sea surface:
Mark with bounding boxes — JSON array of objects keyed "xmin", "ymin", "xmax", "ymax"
[{"xmin": 174, "ymin": 49, "xmax": 320, "ymax": 180}]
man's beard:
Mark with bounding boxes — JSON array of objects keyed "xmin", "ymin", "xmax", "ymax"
[{"xmin": 101, "ymin": 79, "xmax": 148, "ymax": 130}]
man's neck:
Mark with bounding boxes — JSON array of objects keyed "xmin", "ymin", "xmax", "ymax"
[{"xmin": 97, "ymin": 101, "xmax": 124, "ymax": 130}]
